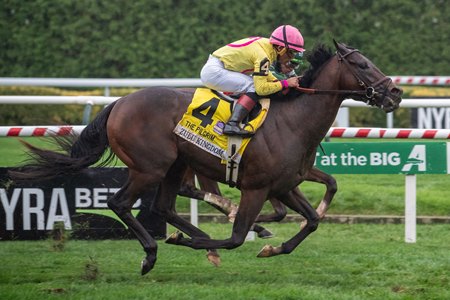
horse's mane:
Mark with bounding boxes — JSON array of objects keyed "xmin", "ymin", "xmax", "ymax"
[
  {"xmin": 300, "ymin": 43, "xmax": 334, "ymax": 87},
  {"xmin": 271, "ymin": 43, "xmax": 334, "ymax": 101}
]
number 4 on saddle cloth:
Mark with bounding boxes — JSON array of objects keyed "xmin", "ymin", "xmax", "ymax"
[{"xmin": 173, "ymin": 88, "xmax": 269, "ymax": 185}]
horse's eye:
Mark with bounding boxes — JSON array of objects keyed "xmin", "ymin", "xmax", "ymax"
[{"xmin": 358, "ymin": 62, "xmax": 369, "ymax": 69}]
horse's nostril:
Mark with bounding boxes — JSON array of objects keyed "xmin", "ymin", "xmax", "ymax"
[{"xmin": 391, "ymin": 87, "xmax": 403, "ymax": 97}]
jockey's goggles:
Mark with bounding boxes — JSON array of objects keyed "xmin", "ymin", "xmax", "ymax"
[{"xmin": 287, "ymin": 52, "xmax": 304, "ymax": 69}]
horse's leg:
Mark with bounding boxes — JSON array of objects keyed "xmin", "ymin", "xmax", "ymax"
[
  {"xmin": 255, "ymin": 198, "xmax": 287, "ymax": 222},
  {"xmin": 179, "ymin": 182, "xmax": 274, "ymax": 239},
  {"xmin": 257, "ymin": 187, "xmax": 319, "ymax": 257},
  {"xmin": 178, "ymin": 172, "xmax": 238, "ymax": 221},
  {"xmin": 300, "ymin": 168, "xmax": 337, "ymax": 229},
  {"xmin": 246, "ymin": 198, "xmax": 287, "ymax": 239},
  {"xmin": 154, "ymin": 161, "xmax": 221, "ymax": 266},
  {"xmin": 107, "ymin": 173, "xmax": 159, "ymax": 275},
  {"xmin": 166, "ymin": 188, "xmax": 268, "ymax": 250},
  {"xmin": 196, "ymin": 173, "xmax": 239, "ymax": 221},
  {"xmin": 193, "ymin": 172, "xmax": 275, "ymax": 238}
]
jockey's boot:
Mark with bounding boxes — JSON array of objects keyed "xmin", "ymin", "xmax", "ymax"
[{"xmin": 223, "ymin": 93, "xmax": 258, "ymax": 138}]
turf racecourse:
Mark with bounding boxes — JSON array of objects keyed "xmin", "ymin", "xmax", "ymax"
[{"xmin": 1, "ymin": 223, "xmax": 449, "ymax": 300}]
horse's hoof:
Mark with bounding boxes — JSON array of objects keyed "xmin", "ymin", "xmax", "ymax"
[
  {"xmin": 141, "ymin": 256, "xmax": 156, "ymax": 275},
  {"xmin": 206, "ymin": 251, "xmax": 221, "ymax": 267},
  {"xmin": 257, "ymin": 245, "xmax": 283, "ymax": 257},
  {"xmin": 257, "ymin": 244, "xmax": 274, "ymax": 257},
  {"xmin": 257, "ymin": 229, "xmax": 274, "ymax": 239},
  {"xmin": 165, "ymin": 231, "xmax": 183, "ymax": 245}
]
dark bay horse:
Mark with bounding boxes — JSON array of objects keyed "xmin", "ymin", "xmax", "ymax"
[{"xmin": 12, "ymin": 41, "xmax": 402, "ymax": 274}]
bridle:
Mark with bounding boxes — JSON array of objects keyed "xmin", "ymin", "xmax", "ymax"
[{"xmin": 295, "ymin": 48, "xmax": 392, "ymax": 106}]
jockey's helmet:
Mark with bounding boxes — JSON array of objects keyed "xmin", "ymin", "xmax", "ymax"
[{"xmin": 270, "ymin": 25, "xmax": 305, "ymax": 52}]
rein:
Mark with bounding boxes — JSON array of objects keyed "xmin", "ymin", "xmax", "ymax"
[{"xmin": 295, "ymin": 86, "xmax": 370, "ymax": 97}]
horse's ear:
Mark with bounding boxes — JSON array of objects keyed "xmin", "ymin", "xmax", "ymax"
[
  {"xmin": 333, "ymin": 39, "xmax": 347, "ymax": 54},
  {"xmin": 333, "ymin": 39, "xmax": 339, "ymax": 49}
]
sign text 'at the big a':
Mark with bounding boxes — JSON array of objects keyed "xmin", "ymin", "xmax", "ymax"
[{"xmin": 314, "ymin": 142, "xmax": 450, "ymax": 174}]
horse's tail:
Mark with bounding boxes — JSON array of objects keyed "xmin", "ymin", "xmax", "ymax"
[{"xmin": 9, "ymin": 101, "xmax": 118, "ymax": 182}]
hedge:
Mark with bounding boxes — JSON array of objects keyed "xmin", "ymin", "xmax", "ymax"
[{"xmin": 1, "ymin": 0, "xmax": 449, "ymax": 78}]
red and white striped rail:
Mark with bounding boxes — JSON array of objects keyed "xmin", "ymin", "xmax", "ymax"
[
  {"xmin": 391, "ymin": 76, "xmax": 450, "ymax": 86},
  {"xmin": 1, "ymin": 97, "xmax": 449, "ymax": 107},
  {"xmin": 2, "ymin": 125, "xmax": 450, "ymax": 139},
  {"xmin": 326, "ymin": 127, "xmax": 450, "ymax": 139},
  {"xmin": 0, "ymin": 126, "xmax": 85, "ymax": 137}
]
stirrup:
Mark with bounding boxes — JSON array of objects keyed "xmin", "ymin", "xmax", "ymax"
[{"xmin": 223, "ymin": 124, "xmax": 254, "ymax": 138}]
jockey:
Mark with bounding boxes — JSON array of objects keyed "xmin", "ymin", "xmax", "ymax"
[{"xmin": 200, "ymin": 25, "xmax": 305, "ymax": 137}]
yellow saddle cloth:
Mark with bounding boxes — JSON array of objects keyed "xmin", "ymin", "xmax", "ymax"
[{"xmin": 173, "ymin": 88, "xmax": 269, "ymax": 163}]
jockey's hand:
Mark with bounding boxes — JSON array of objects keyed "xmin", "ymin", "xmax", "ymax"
[{"xmin": 286, "ymin": 76, "xmax": 300, "ymax": 88}]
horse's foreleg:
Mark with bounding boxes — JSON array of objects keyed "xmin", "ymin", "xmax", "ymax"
[
  {"xmin": 179, "ymin": 187, "xmax": 273, "ymax": 239},
  {"xmin": 257, "ymin": 187, "xmax": 319, "ymax": 258},
  {"xmin": 179, "ymin": 187, "xmax": 239, "ymax": 222},
  {"xmin": 107, "ymin": 178, "xmax": 158, "ymax": 275},
  {"xmin": 164, "ymin": 212, "xmax": 221, "ymax": 267},
  {"xmin": 196, "ymin": 174, "xmax": 276, "ymax": 238},
  {"xmin": 304, "ymin": 168, "xmax": 337, "ymax": 220},
  {"xmin": 156, "ymin": 162, "xmax": 221, "ymax": 266},
  {"xmin": 167, "ymin": 189, "xmax": 267, "ymax": 250},
  {"xmin": 179, "ymin": 170, "xmax": 238, "ymax": 221},
  {"xmin": 255, "ymin": 198, "xmax": 287, "ymax": 223}
]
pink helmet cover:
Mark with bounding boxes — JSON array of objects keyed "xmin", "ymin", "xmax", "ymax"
[{"xmin": 270, "ymin": 25, "xmax": 305, "ymax": 52}]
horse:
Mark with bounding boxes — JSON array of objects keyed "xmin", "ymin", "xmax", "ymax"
[
  {"xmin": 11, "ymin": 41, "xmax": 402, "ymax": 275},
  {"xmin": 179, "ymin": 166, "xmax": 338, "ymax": 237}
]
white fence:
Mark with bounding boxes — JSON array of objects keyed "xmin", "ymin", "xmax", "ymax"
[
  {"xmin": 0, "ymin": 95, "xmax": 448, "ymax": 107},
  {"xmin": 1, "ymin": 76, "xmax": 449, "ymax": 87},
  {"xmin": 0, "ymin": 95, "xmax": 448, "ymax": 127},
  {"xmin": 1, "ymin": 76, "xmax": 449, "ymax": 126}
]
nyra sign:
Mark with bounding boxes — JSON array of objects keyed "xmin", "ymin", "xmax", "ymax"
[
  {"xmin": 413, "ymin": 108, "xmax": 450, "ymax": 129},
  {"xmin": 315, "ymin": 142, "xmax": 450, "ymax": 174},
  {"xmin": 0, "ymin": 168, "xmax": 164, "ymax": 240},
  {"xmin": 1, "ymin": 187, "xmax": 74, "ymax": 231}
]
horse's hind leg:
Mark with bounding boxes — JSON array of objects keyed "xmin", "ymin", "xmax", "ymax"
[{"xmin": 107, "ymin": 173, "xmax": 159, "ymax": 275}]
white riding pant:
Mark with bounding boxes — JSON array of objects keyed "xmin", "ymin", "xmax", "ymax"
[{"xmin": 200, "ymin": 55, "xmax": 255, "ymax": 94}]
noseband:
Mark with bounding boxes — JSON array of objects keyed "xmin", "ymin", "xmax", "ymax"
[
  {"xmin": 296, "ymin": 48, "xmax": 391, "ymax": 106},
  {"xmin": 337, "ymin": 49, "xmax": 391, "ymax": 105}
]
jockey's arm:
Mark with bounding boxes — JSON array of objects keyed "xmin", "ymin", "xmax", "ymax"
[{"xmin": 253, "ymin": 58, "xmax": 298, "ymax": 96}]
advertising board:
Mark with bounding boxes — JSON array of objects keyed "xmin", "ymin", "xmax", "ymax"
[
  {"xmin": 0, "ymin": 168, "xmax": 165, "ymax": 240},
  {"xmin": 315, "ymin": 142, "xmax": 449, "ymax": 174}
]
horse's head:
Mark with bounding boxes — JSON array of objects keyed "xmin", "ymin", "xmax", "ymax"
[{"xmin": 333, "ymin": 40, "xmax": 403, "ymax": 113}]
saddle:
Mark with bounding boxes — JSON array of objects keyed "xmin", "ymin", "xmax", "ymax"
[{"xmin": 173, "ymin": 88, "xmax": 270, "ymax": 186}]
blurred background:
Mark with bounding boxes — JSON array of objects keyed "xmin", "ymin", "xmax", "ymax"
[{"xmin": 2, "ymin": 0, "xmax": 449, "ymax": 77}]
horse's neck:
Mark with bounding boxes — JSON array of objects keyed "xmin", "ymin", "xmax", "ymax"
[{"xmin": 292, "ymin": 67, "xmax": 344, "ymax": 142}]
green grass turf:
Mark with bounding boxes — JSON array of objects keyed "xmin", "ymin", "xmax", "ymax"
[{"xmin": 0, "ymin": 223, "xmax": 449, "ymax": 300}]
